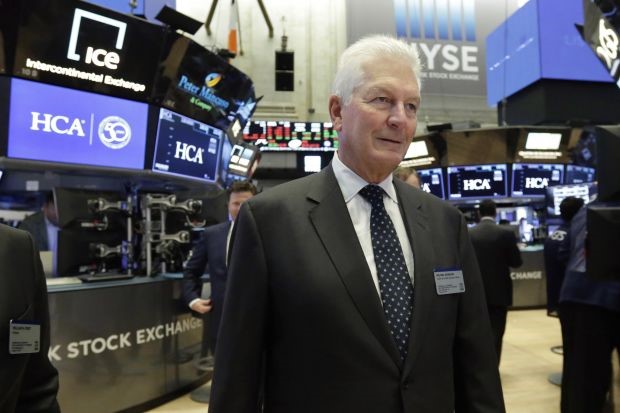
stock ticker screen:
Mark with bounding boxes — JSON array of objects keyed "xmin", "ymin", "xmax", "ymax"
[
  {"xmin": 447, "ymin": 164, "xmax": 508, "ymax": 200},
  {"xmin": 152, "ymin": 108, "xmax": 223, "ymax": 182},
  {"xmin": 243, "ymin": 120, "xmax": 339, "ymax": 151}
]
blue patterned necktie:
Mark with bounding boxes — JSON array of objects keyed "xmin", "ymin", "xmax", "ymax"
[{"xmin": 359, "ymin": 184, "xmax": 414, "ymax": 362}]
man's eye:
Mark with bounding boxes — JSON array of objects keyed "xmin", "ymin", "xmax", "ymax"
[
  {"xmin": 406, "ymin": 103, "xmax": 417, "ymax": 112},
  {"xmin": 371, "ymin": 97, "xmax": 390, "ymax": 104}
]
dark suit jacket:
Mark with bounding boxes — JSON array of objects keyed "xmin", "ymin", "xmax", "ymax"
[
  {"xmin": 469, "ymin": 219, "xmax": 523, "ymax": 307},
  {"xmin": 0, "ymin": 224, "xmax": 60, "ymax": 412},
  {"xmin": 18, "ymin": 212, "xmax": 49, "ymax": 252},
  {"xmin": 182, "ymin": 221, "xmax": 230, "ymax": 347},
  {"xmin": 210, "ymin": 166, "xmax": 504, "ymax": 413}
]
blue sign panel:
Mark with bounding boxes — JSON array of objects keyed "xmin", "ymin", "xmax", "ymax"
[{"xmin": 8, "ymin": 78, "xmax": 148, "ymax": 169}]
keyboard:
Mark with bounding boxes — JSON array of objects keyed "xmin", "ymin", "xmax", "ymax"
[{"xmin": 78, "ymin": 273, "xmax": 134, "ymax": 283}]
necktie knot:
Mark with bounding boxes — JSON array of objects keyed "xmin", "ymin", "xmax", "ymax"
[{"xmin": 359, "ymin": 184, "xmax": 385, "ymax": 208}]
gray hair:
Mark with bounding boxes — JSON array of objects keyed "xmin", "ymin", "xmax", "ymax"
[{"xmin": 331, "ymin": 35, "xmax": 422, "ymax": 105}]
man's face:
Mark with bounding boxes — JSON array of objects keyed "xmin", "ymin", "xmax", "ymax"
[
  {"xmin": 228, "ymin": 190, "xmax": 254, "ymax": 220},
  {"xmin": 42, "ymin": 201, "xmax": 58, "ymax": 226},
  {"xmin": 330, "ymin": 56, "xmax": 420, "ymax": 183}
]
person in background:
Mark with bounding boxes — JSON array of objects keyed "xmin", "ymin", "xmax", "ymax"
[
  {"xmin": 544, "ymin": 196, "xmax": 584, "ymax": 317},
  {"xmin": 18, "ymin": 192, "xmax": 58, "ymax": 253},
  {"xmin": 182, "ymin": 180, "xmax": 257, "ymax": 353},
  {"xmin": 393, "ymin": 165, "xmax": 421, "ymax": 189},
  {"xmin": 469, "ymin": 199, "xmax": 523, "ymax": 364},
  {"xmin": 558, "ymin": 204, "xmax": 620, "ymax": 413},
  {"xmin": 209, "ymin": 35, "xmax": 504, "ymax": 413},
  {"xmin": 0, "ymin": 224, "xmax": 60, "ymax": 412}
]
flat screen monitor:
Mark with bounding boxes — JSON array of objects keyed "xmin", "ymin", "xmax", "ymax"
[
  {"xmin": 447, "ymin": 164, "xmax": 508, "ymax": 200},
  {"xmin": 152, "ymin": 108, "xmax": 224, "ymax": 183},
  {"xmin": 227, "ymin": 143, "xmax": 258, "ymax": 179},
  {"xmin": 565, "ymin": 165, "xmax": 596, "ymax": 184},
  {"xmin": 11, "ymin": 0, "xmax": 165, "ymax": 101},
  {"xmin": 512, "ymin": 163, "xmax": 564, "ymax": 197},
  {"xmin": 153, "ymin": 33, "xmax": 255, "ymax": 130},
  {"xmin": 417, "ymin": 168, "xmax": 445, "ymax": 199},
  {"xmin": 8, "ymin": 78, "xmax": 148, "ymax": 169},
  {"xmin": 243, "ymin": 120, "xmax": 338, "ymax": 151},
  {"xmin": 545, "ymin": 182, "xmax": 597, "ymax": 217}
]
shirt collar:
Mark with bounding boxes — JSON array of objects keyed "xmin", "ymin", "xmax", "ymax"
[
  {"xmin": 480, "ymin": 216, "xmax": 496, "ymax": 223},
  {"xmin": 332, "ymin": 151, "xmax": 399, "ymax": 204}
]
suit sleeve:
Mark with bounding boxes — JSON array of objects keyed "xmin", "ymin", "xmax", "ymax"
[
  {"xmin": 181, "ymin": 232, "xmax": 210, "ymax": 305},
  {"xmin": 18, "ymin": 232, "xmax": 60, "ymax": 413},
  {"xmin": 453, "ymin": 214, "xmax": 506, "ymax": 413},
  {"xmin": 506, "ymin": 231, "xmax": 523, "ymax": 268},
  {"xmin": 209, "ymin": 202, "xmax": 268, "ymax": 413}
]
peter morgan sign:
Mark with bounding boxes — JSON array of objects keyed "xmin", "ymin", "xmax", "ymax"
[{"xmin": 12, "ymin": 0, "xmax": 164, "ymax": 101}]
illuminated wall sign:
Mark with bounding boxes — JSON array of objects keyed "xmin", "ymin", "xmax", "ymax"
[
  {"xmin": 12, "ymin": 0, "xmax": 164, "ymax": 101},
  {"xmin": 8, "ymin": 78, "xmax": 147, "ymax": 169}
]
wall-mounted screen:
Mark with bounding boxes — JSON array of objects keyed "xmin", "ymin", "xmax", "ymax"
[
  {"xmin": 546, "ymin": 182, "xmax": 597, "ymax": 217},
  {"xmin": 417, "ymin": 168, "xmax": 444, "ymax": 199},
  {"xmin": 511, "ymin": 163, "xmax": 564, "ymax": 197},
  {"xmin": 152, "ymin": 108, "xmax": 223, "ymax": 182},
  {"xmin": 227, "ymin": 143, "xmax": 257, "ymax": 178},
  {"xmin": 11, "ymin": 0, "xmax": 165, "ymax": 101},
  {"xmin": 447, "ymin": 164, "xmax": 507, "ymax": 200},
  {"xmin": 242, "ymin": 120, "xmax": 338, "ymax": 151},
  {"xmin": 8, "ymin": 78, "xmax": 147, "ymax": 169},
  {"xmin": 565, "ymin": 165, "xmax": 596, "ymax": 184}
]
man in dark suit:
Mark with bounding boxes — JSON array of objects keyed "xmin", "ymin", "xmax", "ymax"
[
  {"xmin": 18, "ymin": 192, "xmax": 58, "ymax": 253},
  {"xmin": 209, "ymin": 35, "xmax": 504, "ymax": 413},
  {"xmin": 0, "ymin": 224, "xmax": 60, "ymax": 412},
  {"xmin": 182, "ymin": 181, "xmax": 257, "ymax": 352},
  {"xmin": 469, "ymin": 200, "xmax": 522, "ymax": 363}
]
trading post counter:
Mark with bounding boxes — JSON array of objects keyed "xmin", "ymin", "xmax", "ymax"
[
  {"xmin": 511, "ymin": 245, "xmax": 547, "ymax": 308},
  {"xmin": 47, "ymin": 275, "xmax": 210, "ymax": 413}
]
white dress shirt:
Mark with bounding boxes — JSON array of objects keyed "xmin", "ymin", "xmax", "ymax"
[{"xmin": 331, "ymin": 152, "xmax": 415, "ymax": 299}]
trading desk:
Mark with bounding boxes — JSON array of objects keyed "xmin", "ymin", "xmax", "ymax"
[{"xmin": 47, "ymin": 275, "xmax": 211, "ymax": 413}]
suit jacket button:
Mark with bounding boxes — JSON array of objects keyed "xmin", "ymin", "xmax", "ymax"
[{"xmin": 402, "ymin": 383, "xmax": 409, "ymax": 390}]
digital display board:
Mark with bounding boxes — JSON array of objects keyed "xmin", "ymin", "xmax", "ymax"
[
  {"xmin": 565, "ymin": 165, "xmax": 596, "ymax": 184},
  {"xmin": 511, "ymin": 163, "xmax": 564, "ymax": 197},
  {"xmin": 486, "ymin": 0, "xmax": 612, "ymax": 105},
  {"xmin": 417, "ymin": 168, "xmax": 445, "ymax": 199},
  {"xmin": 546, "ymin": 182, "xmax": 597, "ymax": 217},
  {"xmin": 8, "ymin": 78, "xmax": 147, "ymax": 169},
  {"xmin": 243, "ymin": 120, "xmax": 339, "ymax": 151},
  {"xmin": 153, "ymin": 33, "xmax": 256, "ymax": 131},
  {"xmin": 152, "ymin": 108, "xmax": 223, "ymax": 182},
  {"xmin": 11, "ymin": 0, "xmax": 165, "ymax": 101},
  {"xmin": 447, "ymin": 164, "xmax": 507, "ymax": 200}
]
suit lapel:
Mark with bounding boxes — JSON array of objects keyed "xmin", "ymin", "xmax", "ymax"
[
  {"xmin": 308, "ymin": 166, "xmax": 402, "ymax": 368},
  {"xmin": 393, "ymin": 181, "xmax": 437, "ymax": 376}
]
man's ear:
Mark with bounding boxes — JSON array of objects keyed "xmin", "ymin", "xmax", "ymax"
[{"xmin": 328, "ymin": 95, "xmax": 343, "ymax": 131}]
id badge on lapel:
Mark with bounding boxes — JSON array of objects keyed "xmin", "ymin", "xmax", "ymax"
[
  {"xmin": 433, "ymin": 268, "xmax": 465, "ymax": 295},
  {"xmin": 9, "ymin": 320, "xmax": 41, "ymax": 354}
]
